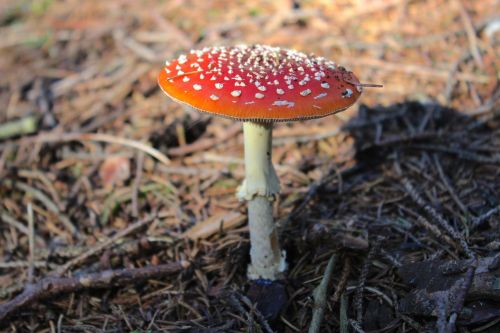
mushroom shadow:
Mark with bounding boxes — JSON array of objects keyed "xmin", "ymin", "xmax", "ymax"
[{"xmin": 280, "ymin": 101, "xmax": 499, "ymax": 331}]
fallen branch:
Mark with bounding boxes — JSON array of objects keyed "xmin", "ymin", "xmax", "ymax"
[{"xmin": 0, "ymin": 261, "xmax": 188, "ymax": 322}]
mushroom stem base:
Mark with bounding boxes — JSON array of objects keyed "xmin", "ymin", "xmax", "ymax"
[{"xmin": 247, "ymin": 197, "xmax": 287, "ymax": 280}]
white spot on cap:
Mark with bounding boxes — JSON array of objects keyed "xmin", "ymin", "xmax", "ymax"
[
  {"xmin": 245, "ymin": 101, "xmax": 255, "ymax": 105},
  {"xmin": 193, "ymin": 84, "xmax": 202, "ymax": 91},
  {"xmin": 257, "ymin": 86, "xmax": 266, "ymax": 91},
  {"xmin": 321, "ymin": 82, "xmax": 330, "ymax": 89},
  {"xmin": 255, "ymin": 93, "xmax": 265, "ymax": 99},
  {"xmin": 272, "ymin": 100, "xmax": 295, "ymax": 108},
  {"xmin": 177, "ymin": 70, "xmax": 184, "ymax": 75},
  {"xmin": 178, "ymin": 55, "xmax": 187, "ymax": 64},
  {"xmin": 182, "ymin": 76, "xmax": 190, "ymax": 82},
  {"xmin": 210, "ymin": 76, "xmax": 217, "ymax": 81},
  {"xmin": 313, "ymin": 93, "xmax": 327, "ymax": 99},
  {"xmin": 231, "ymin": 90, "xmax": 242, "ymax": 97},
  {"xmin": 215, "ymin": 83, "xmax": 223, "ymax": 89},
  {"xmin": 210, "ymin": 94, "xmax": 219, "ymax": 101},
  {"xmin": 276, "ymin": 89, "xmax": 284, "ymax": 95},
  {"xmin": 300, "ymin": 89, "xmax": 311, "ymax": 96},
  {"xmin": 200, "ymin": 74, "xmax": 205, "ymax": 79},
  {"xmin": 288, "ymin": 84, "xmax": 294, "ymax": 89},
  {"xmin": 165, "ymin": 68, "xmax": 171, "ymax": 74},
  {"xmin": 342, "ymin": 88, "xmax": 353, "ymax": 98}
]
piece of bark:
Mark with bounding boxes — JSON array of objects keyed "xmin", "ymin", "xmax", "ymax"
[{"xmin": 397, "ymin": 255, "xmax": 500, "ymax": 325}]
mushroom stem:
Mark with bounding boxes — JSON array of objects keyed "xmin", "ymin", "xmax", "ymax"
[{"xmin": 238, "ymin": 122, "xmax": 286, "ymax": 280}]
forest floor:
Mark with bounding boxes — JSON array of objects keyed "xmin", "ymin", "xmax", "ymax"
[{"xmin": 0, "ymin": 0, "xmax": 499, "ymax": 332}]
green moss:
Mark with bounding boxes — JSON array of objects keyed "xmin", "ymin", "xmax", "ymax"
[
  {"xmin": 30, "ymin": 0, "xmax": 54, "ymax": 16},
  {"xmin": 248, "ymin": 7, "xmax": 261, "ymax": 17}
]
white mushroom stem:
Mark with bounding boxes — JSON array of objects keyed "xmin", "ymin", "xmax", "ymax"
[{"xmin": 237, "ymin": 122, "xmax": 286, "ymax": 280}]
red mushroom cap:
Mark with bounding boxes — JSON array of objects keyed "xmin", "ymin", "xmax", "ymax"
[{"xmin": 158, "ymin": 45, "xmax": 362, "ymax": 122}]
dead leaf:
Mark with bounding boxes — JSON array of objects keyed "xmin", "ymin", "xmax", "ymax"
[
  {"xmin": 182, "ymin": 211, "xmax": 245, "ymax": 240},
  {"xmin": 99, "ymin": 156, "xmax": 130, "ymax": 188}
]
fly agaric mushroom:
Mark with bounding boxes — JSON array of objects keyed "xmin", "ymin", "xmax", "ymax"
[{"xmin": 158, "ymin": 45, "xmax": 363, "ymax": 281}]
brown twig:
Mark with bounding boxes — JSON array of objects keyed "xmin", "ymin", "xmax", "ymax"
[
  {"xmin": 333, "ymin": 257, "xmax": 351, "ymax": 303},
  {"xmin": 55, "ymin": 214, "xmax": 156, "ymax": 276},
  {"xmin": 0, "ymin": 262, "xmax": 187, "ymax": 322}
]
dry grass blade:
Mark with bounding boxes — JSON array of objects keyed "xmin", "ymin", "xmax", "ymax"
[
  {"xmin": 15, "ymin": 132, "xmax": 170, "ymax": 166},
  {"xmin": 308, "ymin": 254, "xmax": 336, "ymax": 333}
]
